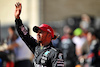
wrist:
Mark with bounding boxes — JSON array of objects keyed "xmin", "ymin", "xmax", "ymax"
[{"xmin": 15, "ymin": 15, "xmax": 20, "ymax": 19}]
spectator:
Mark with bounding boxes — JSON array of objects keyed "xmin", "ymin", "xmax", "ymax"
[
  {"xmin": 61, "ymin": 26, "xmax": 78, "ymax": 67},
  {"xmin": 61, "ymin": 25, "xmax": 72, "ymax": 40},
  {"xmin": 72, "ymin": 28, "xmax": 86, "ymax": 56},
  {"xmin": 80, "ymin": 14, "xmax": 95, "ymax": 37},
  {"xmin": 0, "ymin": 26, "xmax": 33, "ymax": 67},
  {"xmin": 80, "ymin": 14, "xmax": 91, "ymax": 31},
  {"xmin": 86, "ymin": 28, "xmax": 100, "ymax": 67},
  {"xmin": 52, "ymin": 28, "xmax": 61, "ymax": 48}
]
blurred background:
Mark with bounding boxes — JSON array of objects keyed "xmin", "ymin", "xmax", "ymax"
[
  {"xmin": 1, "ymin": 0, "xmax": 100, "ymax": 38},
  {"xmin": 0, "ymin": 0, "xmax": 100, "ymax": 67}
]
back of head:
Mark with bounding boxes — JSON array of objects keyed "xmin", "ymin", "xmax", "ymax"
[
  {"xmin": 10, "ymin": 26, "xmax": 15, "ymax": 32},
  {"xmin": 8, "ymin": 26, "xmax": 18, "ymax": 40},
  {"xmin": 88, "ymin": 28, "xmax": 99, "ymax": 39}
]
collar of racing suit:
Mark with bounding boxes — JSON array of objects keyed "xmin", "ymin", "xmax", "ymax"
[{"xmin": 39, "ymin": 42, "xmax": 53, "ymax": 50}]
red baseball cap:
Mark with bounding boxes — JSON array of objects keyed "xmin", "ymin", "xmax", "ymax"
[{"xmin": 33, "ymin": 24, "xmax": 54, "ymax": 38}]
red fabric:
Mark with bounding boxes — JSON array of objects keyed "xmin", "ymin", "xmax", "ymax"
[
  {"xmin": 88, "ymin": 53, "xmax": 94, "ymax": 58},
  {"xmin": 98, "ymin": 50, "xmax": 100, "ymax": 56},
  {"xmin": 61, "ymin": 35, "xmax": 68, "ymax": 40},
  {"xmin": 6, "ymin": 62, "xmax": 14, "ymax": 67}
]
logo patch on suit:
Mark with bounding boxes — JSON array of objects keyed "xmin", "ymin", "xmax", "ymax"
[
  {"xmin": 41, "ymin": 51, "xmax": 50, "ymax": 64},
  {"xmin": 41, "ymin": 59, "xmax": 45, "ymax": 64},
  {"xmin": 58, "ymin": 53, "xmax": 63, "ymax": 59},
  {"xmin": 44, "ymin": 51, "xmax": 50, "ymax": 56}
]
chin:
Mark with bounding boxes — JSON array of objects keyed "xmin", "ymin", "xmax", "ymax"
[
  {"xmin": 37, "ymin": 39, "xmax": 42, "ymax": 43},
  {"xmin": 37, "ymin": 40, "xmax": 42, "ymax": 43}
]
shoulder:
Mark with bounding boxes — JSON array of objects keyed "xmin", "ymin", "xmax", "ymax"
[
  {"xmin": 15, "ymin": 37, "xmax": 25, "ymax": 46},
  {"xmin": 15, "ymin": 37, "xmax": 22, "ymax": 43},
  {"xmin": 50, "ymin": 47, "xmax": 63, "ymax": 56},
  {"xmin": 51, "ymin": 47, "xmax": 57, "ymax": 51},
  {"xmin": 49, "ymin": 47, "xmax": 64, "ymax": 63}
]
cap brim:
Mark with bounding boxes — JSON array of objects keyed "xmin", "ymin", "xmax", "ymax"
[{"xmin": 33, "ymin": 26, "xmax": 40, "ymax": 33}]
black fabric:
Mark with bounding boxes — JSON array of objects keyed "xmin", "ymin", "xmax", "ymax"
[
  {"xmin": 61, "ymin": 38, "xmax": 78, "ymax": 67},
  {"xmin": 89, "ymin": 41, "xmax": 100, "ymax": 67},
  {"xmin": 0, "ymin": 52, "xmax": 10, "ymax": 62},
  {"xmin": 15, "ymin": 60, "xmax": 32, "ymax": 67},
  {"xmin": 15, "ymin": 18, "xmax": 37, "ymax": 54},
  {"xmin": 33, "ymin": 26, "xmax": 40, "ymax": 33}
]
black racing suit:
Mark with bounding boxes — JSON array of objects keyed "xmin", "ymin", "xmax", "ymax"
[{"xmin": 15, "ymin": 18, "xmax": 64, "ymax": 67}]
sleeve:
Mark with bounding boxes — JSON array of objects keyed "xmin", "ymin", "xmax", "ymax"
[
  {"xmin": 88, "ymin": 43, "xmax": 98, "ymax": 65},
  {"xmin": 15, "ymin": 18, "xmax": 37, "ymax": 54},
  {"xmin": 51, "ymin": 51, "xmax": 64, "ymax": 67}
]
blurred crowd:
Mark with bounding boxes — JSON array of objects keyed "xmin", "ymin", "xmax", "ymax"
[
  {"xmin": 52, "ymin": 14, "xmax": 100, "ymax": 67},
  {"xmin": 0, "ymin": 14, "xmax": 100, "ymax": 67},
  {"xmin": 0, "ymin": 26, "xmax": 33, "ymax": 67}
]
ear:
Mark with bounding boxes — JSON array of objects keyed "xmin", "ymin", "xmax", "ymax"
[{"xmin": 48, "ymin": 33, "xmax": 52, "ymax": 38}]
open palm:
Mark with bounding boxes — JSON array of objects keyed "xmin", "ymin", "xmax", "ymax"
[{"xmin": 14, "ymin": 2, "xmax": 22, "ymax": 19}]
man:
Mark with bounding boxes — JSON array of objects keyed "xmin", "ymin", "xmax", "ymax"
[
  {"xmin": 86, "ymin": 28, "xmax": 100, "ymax": 67},
  {"xmin": 14, "ymin": 2, "xmax": 64, "ymax": 67},
  {"xmin": 7, "ymin": 26, "xmax": 33, "ymax": 67},
  {"xmin": 61, "ymin": 26, "xmax": 78, "ymax": 67},
  {"xmin": 0, "ymin": 26, "xmax": 33, "ymax": 67}
]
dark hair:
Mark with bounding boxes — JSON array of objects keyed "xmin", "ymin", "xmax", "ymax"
[
  {"xmin": 88, "ymin": 28, "xmax": 99, "ymax": 39},
  {"xmin": 9, "ymin": 26, "xmax": 18, "ymax": 39},
  {"xmin": 69, "ymin": 32, "xmax": 73, "ymax": 36},
  {"xmin": 9, "ymin": 26, "xmax": 15, "ymax": 32},
  {"xmin": 52, "ymin": 35, "xmax": 60, "ymax": 40}
]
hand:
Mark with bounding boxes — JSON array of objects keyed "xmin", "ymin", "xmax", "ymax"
[
  {"xmin": 14, "ymin": 2, "xmax": 22, "ymax": 19},
  {"xmin": 0, "ymin": 43, "xmax": 8, "ymax": 51}
]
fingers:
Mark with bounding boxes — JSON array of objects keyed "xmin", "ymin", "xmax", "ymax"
[{"xmin": 15, "ymin": 2, "xmax": 21, "ymax": 8}]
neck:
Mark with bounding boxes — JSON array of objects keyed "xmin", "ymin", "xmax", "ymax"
[{"xmin": 40, "ymin": 41, "xmax": 51, "ymax": 47}]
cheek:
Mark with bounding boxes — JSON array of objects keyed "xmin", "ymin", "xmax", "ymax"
[
  {"xmin": 41, "ymin": 33, "xmax": 48, "ymax": 40},
  {"xmin": 8, "ymin": 30, "xmax": 13, "ymax": 35},
  {"xmin": 37, "ymin": 33, "xmax": 43, "ymax": 40},
  {"xmin": 87, "ymin": 34, "xmax": 92, "ymax": 41},
  {"xmin": 47, "ymin": 35, "xmax": 50, "ymax": 38},
  {"xmin": 40, "ymin": 34, "xmax": 43, "ymax": 39},
  {"xmin": 46, "ymin": 35, "xmax": 51, "ymax": 40}
]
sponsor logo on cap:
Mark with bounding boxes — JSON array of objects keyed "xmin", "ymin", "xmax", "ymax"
[{"xmin": 47, "ymin": 29, "xmax": 51, "ymax": 33}]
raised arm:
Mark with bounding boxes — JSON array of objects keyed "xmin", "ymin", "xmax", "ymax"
[{"xmin": 14, "ymin": 2, "xmax": 37, "ymax": 54}]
